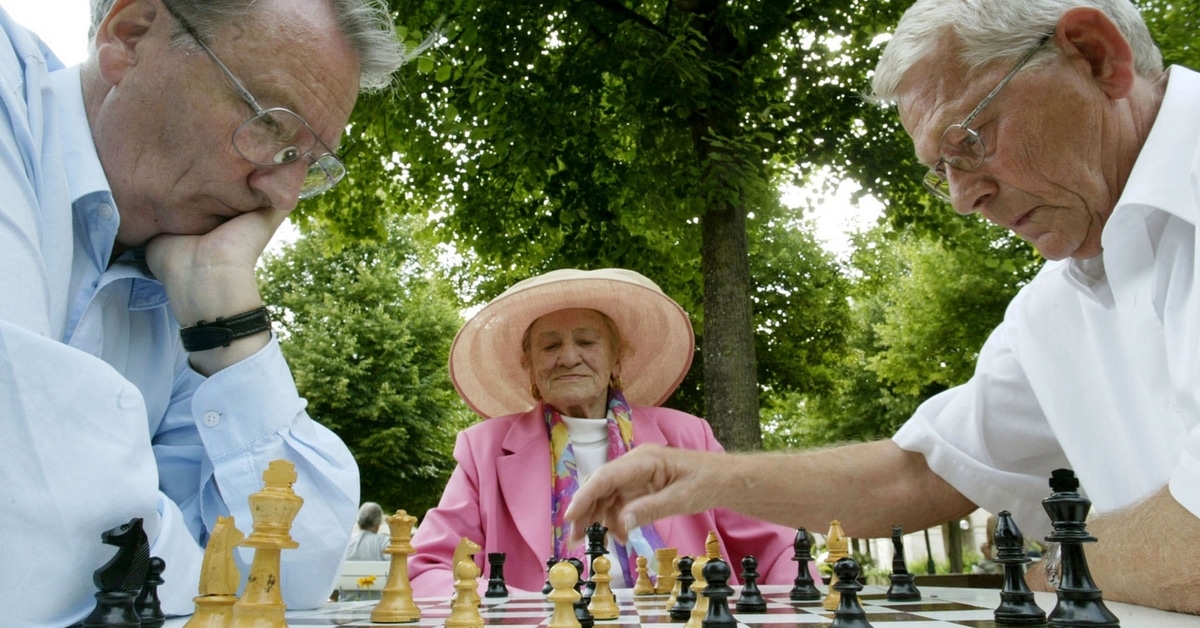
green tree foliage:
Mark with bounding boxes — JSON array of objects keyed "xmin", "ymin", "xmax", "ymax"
[{"xmin": 257, "ymin": 217, "xmax": 473, "ymax": 517}]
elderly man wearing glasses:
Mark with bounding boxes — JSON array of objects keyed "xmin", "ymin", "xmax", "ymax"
[
  {"xmin": 0, "ymin": 0, "xmax": 415, "ymax": 623},
  {"xmin": 566, "ymin": 0, "xmax": 1200, "ymax": 616}
]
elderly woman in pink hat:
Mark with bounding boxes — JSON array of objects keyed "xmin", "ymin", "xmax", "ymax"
[{"xmin": 409, "ymin": 268, "xmax": 816, "ymax": 596}]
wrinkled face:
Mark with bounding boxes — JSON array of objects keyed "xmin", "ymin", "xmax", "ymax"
[
  {"xmin": 92, "ymin": 0, "xmax": 360, "ymax": 248},
  {"xmin": 526, "ymin": 308, "xmax": 621, "ymax": 419},
  {"xmin": 897, "ymin": 37, "xmax": 1120, "ymax": 260}
]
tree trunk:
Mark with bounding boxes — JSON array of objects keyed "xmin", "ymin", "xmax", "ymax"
[{"xmin": 700, "ymin": 202, "xmax": 762, "ymax": 451}]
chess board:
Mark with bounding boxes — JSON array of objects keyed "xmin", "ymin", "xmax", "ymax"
[{"xmin": 271, "ymin": 587, "xmax": 1025, "ymax": 627}]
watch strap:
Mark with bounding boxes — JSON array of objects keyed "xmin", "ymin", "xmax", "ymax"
[{"xmin": 180, "ymin": 307, "xmax": 272, "ymax": 352}]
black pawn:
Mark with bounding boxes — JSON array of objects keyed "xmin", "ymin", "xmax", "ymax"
[
  {"xmin": 789, "ymin": 528, "xmax": 820, "ymax": 601},
  {"xmin": 735, "ymin": 555, "xmax": 766, "ymax": 613},
  {"xmin": 885, "ymin": 525, "xmax": 920, "ymax": 601},
  {"xmin": 486, "ymin": 552, "xmax": 509, "ymax": 598},
  {"xmin": 1043, "ymin": 469, "xmax": 1119, "ymax": 627},
  {"xmin": 668, "ymin": 556, "xmax": 697, "ymax": 620},
  {"xmin": 566, "ymin": 557, "xmax": 594, "ymax": 628},
  {"xmin": 83, "ymin": 518, "xmax": 151, "ymax": 628},
  {"xmin": 543, "ymin": 557, "xmax": 557, "ymax": 594},
  {"xmin": 829, "ymin": 557, "xmax": 873, "ymax": 628},
  {"xmin": 701, "ymin": 558, "xmax": 737, "ymax": 628},
  {"xmin": 135, "ymin": 556, "xmax": 166, "ymax": 628},
  {"xmin": 992, "ymin": 511, "xmax": 1046, "ymax": 626},
  {"xmin": 583, "ymin": 522, "xmax": 609, "ymax": 604}
]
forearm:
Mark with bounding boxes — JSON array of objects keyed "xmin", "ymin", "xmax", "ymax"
[
  {"xmin": 710, "ymin": 440, "xmax": 976, "ymax": 538},
  {"xmin": 1082, "ymin": 487, "xmax": 1200, "ymax": 614}
]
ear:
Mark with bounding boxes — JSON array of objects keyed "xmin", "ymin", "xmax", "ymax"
[
  {"xmin": 1055, "ymin": 6, "xmax": 1136, "ymax": 99},
  {"xmin": 94, "ymin": 0, "xmax": 162, "ymax": 86}
]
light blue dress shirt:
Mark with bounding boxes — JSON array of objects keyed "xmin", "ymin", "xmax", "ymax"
[{"xmin": 0, "ymin": 9, "xmax": 359, "ymax": 625}]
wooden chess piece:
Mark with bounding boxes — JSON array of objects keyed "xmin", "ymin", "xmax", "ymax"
[
  {"xmin": 566, "ymin": 557, "xmax": 594, "ymax": 628},
  {"xmin": 632, "ymin": 556, "xmax": 656, "ymax": 595},
  {"xmin": 684, "ymin": 556, "xmax": 710, "ymax": 628},
  {"xmin": 885, "ymin": 525, "xmax": 920, "ymax": 601},
  {"xmin": 446, "ymin": 558, "xmax": 485, "ymax": 628},
  {"xmin": 587, "ymin": 555, "xmax": 620, "ymax": 619},
  {"xmin": 1043, "ymin": 469, "xmax": 1119, "ymax": 627},
  {"xmin": 789, "ymin": 528, "xmax": 821, "ymax": 601},
  {"xmin": 668, "ymin": 557, "xmax": 696, "ymax": 620},
  {"xmin": 135, "ymin": 556, "xmax": 167, "ymax": 628},
  {"xmin": 486, "ymin": 552, "xmax": 510, "ymax": 598},
  {"xmin": 829, "ymin": 557, "xmax": 872, "ymax": 628},
  {"xmin": 229, "ymin": 459, "xmax": 304, "ymax": 628},
  {"xmin": 543, "ymin": 557, "xmax": 558, "ymax": 595},
  {"xmin": 183, "ymin": 516, "xmax": 244, "ymax": 628},
  {"xmin": 823, "ymin": 520, "xmax": 849, "ymax": 612},
  {"xmin": 582, "ymin": 523, "xmax": 609, "ymax": 604},
  {"xmin": 992, "ymin": 511, "xmax": 1046, "ymax": 626},
  {"xmin": 451, "ymin": 537, "xmax": 482, "ymax": 604},
  {"xmin": 547, "ymin": 561, "xmax": 583, "ymax": 628},
  {"xmin": 734, "ymin": 555, "xmax": 766, "ymax": 613},
  {"xmin": 654, "ymin": 548, "xmax": 678, "ymax": 594},
  {"xmin": 371, "ymin": 509, "xmax": 422, "ymax": 623},
  {"xmin": 700, "ymin": 558, "xmax": 737, "ymax": 628},
  {"xmin": 665, "ymin": 555, "xmax": 684, "ymax": 609},
  {"xmin": 83, "ymin": 518, "xmax": 151, "ymax": 628},
  {"xmin": 704, "ymin": 531, "xmax": 722, "ymax": 560}
]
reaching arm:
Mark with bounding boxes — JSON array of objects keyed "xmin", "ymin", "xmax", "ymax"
[{"xmin": 565, "ymin": 439, "xmax": 976, "ymax": 543}]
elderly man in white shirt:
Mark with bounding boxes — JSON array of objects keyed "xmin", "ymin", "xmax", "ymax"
[{"xmin": 564, "ymin": 0, "xmax": 1200, "ymax": 616}]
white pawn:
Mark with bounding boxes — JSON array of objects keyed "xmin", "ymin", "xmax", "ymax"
[
  {"xmin": 547, "ymin": 561, "xmax": 582, "ymax": 628},
  {"xmin": 587, "ymin": 555, "xmax": 619, "ymax": 619},
  {"xmin": 446, "ymin": 559, "xmax": 483, "ymax": 628},
  {"xmin": 632, "ymin": 556, "xmax": 655, "ymax": 595}
]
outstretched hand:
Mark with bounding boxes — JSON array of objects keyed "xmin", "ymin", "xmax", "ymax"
[{"xmin": 565, "ymin": 444, "xmax": 724, "ymax": 545}]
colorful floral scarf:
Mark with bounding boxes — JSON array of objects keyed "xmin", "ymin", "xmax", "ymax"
[{"xmin": 547, "ymin": 389, "xmax": 666, "ymax": 582}]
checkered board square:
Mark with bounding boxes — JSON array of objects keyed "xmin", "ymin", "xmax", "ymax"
[{"xmin": 281, "ymin": 587, "xmax": 1010, "ymax": 627}]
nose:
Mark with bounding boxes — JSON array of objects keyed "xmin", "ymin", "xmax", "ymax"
[
  {"xmin": 947, "ymin": 168, "xmax": 995, "ymax": 217},
  {"xmin": 556, "ymin": 341, "xmax": 583, "ymax": 365},
  {"xmin": 248, "ymin": 161, "xmax": 308, "ymax": 212}
]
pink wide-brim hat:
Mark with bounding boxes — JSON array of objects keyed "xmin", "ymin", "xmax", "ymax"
[{"xmin": 449, "ymin": 268, "xmax": 696, "ymax": 419}]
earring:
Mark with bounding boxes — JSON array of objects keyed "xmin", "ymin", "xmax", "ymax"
[
  {"xmin": 530, "ymin": 383, "xmax": 542, "ymax": 400},
  {"xmin": 610, "ymin": 375, "xmax": 623, "ymax": 391}
]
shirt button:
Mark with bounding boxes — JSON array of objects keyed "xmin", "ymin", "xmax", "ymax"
[
  {"xmin": 202, "ymin": 411, "xmax": 221, "ymax": 428},
  {"xmin": 97, "ymin": 203, "xmax": 114, "ymax": 220}
]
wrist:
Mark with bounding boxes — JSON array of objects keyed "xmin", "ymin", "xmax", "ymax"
[{"xmin": 180, "ymin": 307, "xmax": 272, "ymax": 352}]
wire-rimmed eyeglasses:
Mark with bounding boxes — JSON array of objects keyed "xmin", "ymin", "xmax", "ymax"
[
  {"xmin": 161, "ymin": 2, "xmax": 347, "ymax": 199},
  {"xmin": 922, "ymin": 32, "xmax": 1054, "ymax": 203}
]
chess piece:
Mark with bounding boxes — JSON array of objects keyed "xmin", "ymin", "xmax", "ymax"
[
  {"xmin": 229, "ymin": 459, "xmax": 304, "ymax": 628},
  {"xmin": 885, "ymin": 525, "xmax": 920, "ymax": 601},
  {"xmin": 829, "ymin": 557, "xmax": 872, "ymax": 628},
  {"xmin": 547, "ymin": 561, "xmax": 583, "ymax": 628},
  {"xmin": 668, "ymin": 556, "xmax": 696, "ymax": 619},
  {"xmin": 1043, "ymin": 469, "xmax": 1120, "ymax": 627},
  {"xmin": 991, "ymin": 511, "xmax": 1046, "ymax": 626},
  {"xmin": 451, "ymin": 537, "xmax": 482, "ymax": 605},
  {"xmin": 183, "ymin": 516, "xmax": 244, "ymax": 628},
  {"xmin": 789, "ymin": 528, "xmax": 820, "ymax": 601},
  {"xmin": 587, "ymin": 555, "xmax": 620, "ymax": 619},
  {"xmin": 823, "ymin": 520, "xmax": 850, "ymax": 611},
  {"xmin": 486, "ymin": 552, "xmax": 510, "ymax": 598},
  {"xmin": 83, "ymin": 517, "xmax": 151, "ymax": 628},
  {"xmin": 446, "ymin": 558, "xmax": 485, "ymax": 628},
  {"xmin": 700, "ymin": 558, "xmax": 737, "ymax": 628},
  {"xmin": 665, "ymin": 555, "xmax": 683, "ymax": 609},
  {"xmin": 654, "ymin": 548, "xmax": 678, "ymax": 594},
  {"xmin": 135, "ymin": 556, "xmax": 167, "ymax": 628},
  {"xmin": 372, "ymin": 509, "xmax": 422, "ymax": 623},
  {"xmin": 583, "ymin": 522, "xmax": 609, "ymax": 604},
  {"xmin": 684, "ymin": 556, "xmax": 710, "ymax": 628},
  {"xmin": 735, "ymin": 555, "xmax": 766, "ymax": 613},
  {"xmin": 544, "ymin": 557, "xmax": 558, "ymax": 594},
  {"xmin": 632, "ymin": 556, "xmax": 656, "ymax": 595},
  {"xmin": 566, "ymin": 557, "xmax": 594, "ymax": 628},
  {"xmin": 704, "ymin": 531, "xmax": 722, "ymax": 560}
]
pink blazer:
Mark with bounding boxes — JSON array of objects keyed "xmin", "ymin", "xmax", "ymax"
[{"xmin": 409, "ymin": 403, "xmax": 814, "ymax": 597}]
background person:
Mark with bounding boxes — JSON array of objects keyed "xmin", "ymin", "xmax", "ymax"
[
  {"xmin": 346, "ymin": 502, "xmax": 392, "ymax": 561},
  {"xmin": 565, "ymin": 0, "xmax": 1200, "ymax": 614},
  {"xmin": 409, "ymin": 268, "xmax": 816, "ymax": 596},
  {"xmin": 0, "ymin": 0, "xmax": 413, "ymax": 623}
]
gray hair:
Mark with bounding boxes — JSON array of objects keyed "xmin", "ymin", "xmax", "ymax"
[
  {"xmin": 357, "ymin": 501, "xmax": 385, "ymax": 529},
  {"xmin": 870, "ymin": 0, "xmax": 1162, "ymax": 104},
  {"xmin": 90, "ymin": 0, "xmax": 417, "ymax": 92}
]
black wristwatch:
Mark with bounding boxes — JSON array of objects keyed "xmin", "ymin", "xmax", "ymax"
[{"xmin": 180, "ymin": 307, "xmax": 272, "ymax": 352}]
